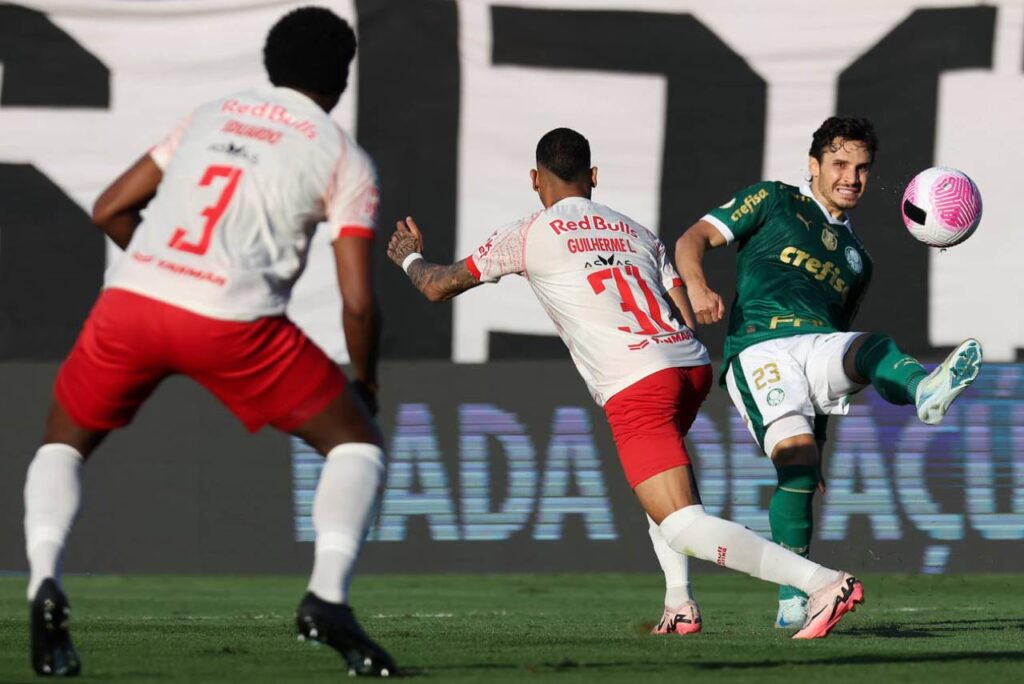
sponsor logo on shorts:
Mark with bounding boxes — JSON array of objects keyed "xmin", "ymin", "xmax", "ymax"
[
  {"xmin": 821, "ymin": 227, "xmax": 838, "ymax": 251},
  {"xmin": 729, "ymin": 188, "xmax": 769, "ymax": 221},
  {"xmin": 845, "ymin": 246, "xmax": 863, "ymax": 274},
  {"xmin": 716, "ymin": 545, "xmax": 728, "ymax": 566},
  {"xmin": 766, "ymin": 388, "xmax": 786, "ymax": 406}
]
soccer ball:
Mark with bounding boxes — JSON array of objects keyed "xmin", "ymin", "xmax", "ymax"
[{"xmin": 901, "ymin": 166, "xmax": 982, "ymax": 248}]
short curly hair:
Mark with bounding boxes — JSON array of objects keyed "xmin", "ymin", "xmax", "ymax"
[
  {"xmin": 263, "ymin": 7, "xmax": 357, "ymax": 96},
  {"xmin": 536, "ymin": 128, "xmax": 591, "ymax": 182},
  {"xmin": 809, "ymin": 116, "xmax": 879, "ymax": 162}
]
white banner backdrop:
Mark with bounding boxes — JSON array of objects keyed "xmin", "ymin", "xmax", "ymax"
[{"xmin": 1, "ymin": 0, "xmax": 1021, "ymax": 361}]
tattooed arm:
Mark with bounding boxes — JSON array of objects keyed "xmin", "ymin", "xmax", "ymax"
[{"xmin": 387, "ymin": 216, "xmax": 482, "ymax": 301}]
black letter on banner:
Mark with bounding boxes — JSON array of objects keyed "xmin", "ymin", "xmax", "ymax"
[
  {"xmin": 489, "ymin": 7, "xmax": 765, "ymax": 359},
  {"xmin": 355, "ymin": 0, "xmax": 460, "ymax": 358},
  {"xmin": 836, "ymin": 7, "xmax": 995, "ymax": 355},
  {"xmin": 0, "ymin": 4, "xmax": 109, "ymax": 359}
]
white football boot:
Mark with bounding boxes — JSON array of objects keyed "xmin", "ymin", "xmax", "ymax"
[
  {"xmin": 774, "ymin": 595, "xmax": 808, "ymax": 629},
  {"xmin": 915, "ymin": 338, "xmax": 982, "ymax": 425}
]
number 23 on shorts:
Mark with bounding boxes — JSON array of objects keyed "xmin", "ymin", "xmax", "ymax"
[{"xmin": 752, "ymin": 362, "xmax": 781, "ymax": 390}]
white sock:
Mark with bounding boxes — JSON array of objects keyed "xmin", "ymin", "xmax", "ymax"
[
  {"xmin": 307, "ymin": 443, "xmax": 385, "ymax": 604},
  {"xmin": 659, "ymin": 505, "xmax": 842, "ymax": 595},
  {"xmin": 647, "ymin": 515, "xmax": 692, "ymax": 605},
  {"xmin": 24, "ymin": 444, "xmax": 84, "ymax": 600}
]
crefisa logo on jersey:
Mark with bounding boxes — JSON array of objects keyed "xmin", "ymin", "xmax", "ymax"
[{"xmin": 844, "ymin": 246, "xmax": 863, "ymax": 274}]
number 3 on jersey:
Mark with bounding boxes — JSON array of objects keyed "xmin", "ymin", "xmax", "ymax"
[
  {"xmin": 587, "ymin": 265, "xmax": 675, "ymax": 336},
  {"xmin": 167, "ymin": 165, "xmax": 242, "ymax": 255}
]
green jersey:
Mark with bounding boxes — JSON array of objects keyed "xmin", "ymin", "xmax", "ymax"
[{"xmin": 702, "ymin": 181, "xmax": 873, "ymax": 371}]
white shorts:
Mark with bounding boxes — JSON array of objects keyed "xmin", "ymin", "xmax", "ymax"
[{"xmin": 724, "ymin": 332, "xmax": 866, "ymax": 457}]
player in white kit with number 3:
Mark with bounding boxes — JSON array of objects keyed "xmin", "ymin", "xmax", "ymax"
[
  {"xmin": 387, "ymin": 128, "xmax": 865, "ymax": 640},
  {"xmin": 23, "ymin": 8, "xmax": 394, "ymax": 678}
]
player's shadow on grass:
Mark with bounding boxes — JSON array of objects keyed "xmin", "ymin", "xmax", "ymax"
[
  {"xmin": 843, "ymin": 617, "xmax": 1024, "ymax": 639},
  {"xmin": 695, "ymin": 651, "xmax": 1024, "ymax": 670}
]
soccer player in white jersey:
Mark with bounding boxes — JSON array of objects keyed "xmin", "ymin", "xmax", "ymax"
[
  {"xmin": 387, "ymin": 128, "xmax": 865, "ymax": 640},
  {"xmin": 24, "ymin": 8, "xmax": 394, "ymax": 678}
]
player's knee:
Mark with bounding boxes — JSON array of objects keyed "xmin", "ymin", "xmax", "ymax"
[
  {"xmin": 771, "ymin": 437, "xmax": 818, "ymax": 467},
  {"xmin": 765, "ymin": 415, "xmax": 817, "ymax": 466},
  {"xmin": 326, "ymin": 442, "xmax": 386, "ymax": 474}
]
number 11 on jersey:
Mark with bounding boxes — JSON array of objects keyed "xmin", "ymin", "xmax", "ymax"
[{"xmin": 168, "ymin": 165, "xmax": 242, "ymax": 255}]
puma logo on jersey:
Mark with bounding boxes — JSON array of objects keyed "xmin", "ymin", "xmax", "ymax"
[{"xmin": 795, "ymin": 212, "xmax": 812, "ymax": 231}]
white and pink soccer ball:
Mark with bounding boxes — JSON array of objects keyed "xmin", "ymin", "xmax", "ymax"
[{"xmin": 901, "ymin": 166, "xmax": 982, "ymax": 248}]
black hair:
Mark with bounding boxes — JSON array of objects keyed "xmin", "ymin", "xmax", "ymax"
[
  {"xmin": 536, "ymin": 128, "xmax": 591, "ymax": 182},
  {"xmin": 808, "ymin": 116, "xmax": 879, "ymax": 161},
  {"xmin": 263, "ymin": 7, "xmax": 356, "ymax": 97}
]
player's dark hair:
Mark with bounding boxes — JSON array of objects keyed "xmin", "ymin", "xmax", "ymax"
[
  {"xmin": 809, "ymin": 116, "xmax": 879, "ymax": 161},
  {"xmin": 536, "ymin": 128, "xmax": 591, "ymax": 182},
  {"xmin": 263, "ymin": 7, "xmax": 356, "ymax": 97}
]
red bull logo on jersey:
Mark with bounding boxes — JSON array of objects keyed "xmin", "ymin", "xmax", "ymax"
[
  {"xmin": 221, "ymin": 99, "xmax": 318, "ymax": 139},
  {"xmin": 779, "ymin": 246, "xmax": 850, "ymax": 298},
  {"xmin": 730, "ymin": 188, "xmax": 769, "ymax": 221},
  {"xmin": 549, "ymin": 215, "xmax": 639, "ymax": 238}
]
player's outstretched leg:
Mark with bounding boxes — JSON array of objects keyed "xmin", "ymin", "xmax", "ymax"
[
  {"xmin": 646, "ymin": 515, "xmax": 701, "ymax": 635},
  {"xmin": 296, "ymin": 592, "xmax": 396, "ymax": 677},
  {"xmin": 30, "ymin": 579, "xmax": 81, "ymax": 677},
  {"xmin": 639, "ymin": 467, "xmax": 863, "ymax": 639},
  {"xmin": 848, "ymin": 333, "xmax": 982, "ymax": 424},
  {"xmin": 915, "ymin": 338, "xmax": 983, "ymax": 425}
]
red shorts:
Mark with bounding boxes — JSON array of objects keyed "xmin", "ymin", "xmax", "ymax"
[
  {"xmin": 603, "ymin": 364, "xmax": 713, "ymax": 488},
  {"xmin": 55, "ymin": 288, "xmax": 345, "ymax": 433}
]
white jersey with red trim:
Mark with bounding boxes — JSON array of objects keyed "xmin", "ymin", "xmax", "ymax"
[
  {"xmin": 106, "ymin": 86, "xmax": 378, "ymax": 320},
  {"xmin": 466, "ymin": 197, "xmax": 709, "ymax": 405}
]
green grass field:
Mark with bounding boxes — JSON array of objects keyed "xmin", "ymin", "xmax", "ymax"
[{"xmin": 1, "ymin": 574, "xmax": 1022, "ymax": 683}]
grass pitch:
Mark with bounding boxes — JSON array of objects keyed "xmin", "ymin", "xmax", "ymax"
[{"xmin": 1, "ymin": 574, "xmax": 1022, "ymax": 682}]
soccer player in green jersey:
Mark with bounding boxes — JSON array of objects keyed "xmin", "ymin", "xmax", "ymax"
[{"xmin": 674, "ymin": 116, "xmax": 982, "ymax": 628}]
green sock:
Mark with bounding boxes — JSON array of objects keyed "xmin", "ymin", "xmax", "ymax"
[
  {"xmin": 854, "ymin": 333, "xmax": 929, "ymax": 405},
  {"xmin": 770, "ymin": 465, "xmax": 818, "ymax": 602}
]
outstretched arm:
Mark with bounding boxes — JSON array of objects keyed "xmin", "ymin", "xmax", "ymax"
[
  {"xmin": 387, "ymin": 217, "xmax": 481, "ymax": 301},
  {"xmin": 675, "ymin": 220, "xmax": 728, "ymax": 325},
  {"xmin": 92, "ymin": 154, "xmax": 163, "ymax": 249}
]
